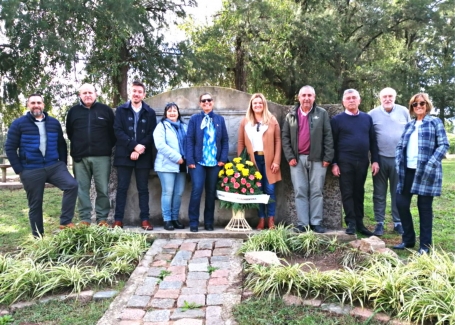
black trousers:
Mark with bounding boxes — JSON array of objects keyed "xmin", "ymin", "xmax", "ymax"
[
  {"xmin": 338, "ymin": 160, "xmax": 369, "ymax": 227},
  {"xmin": 396, "ymin": 168, "xmax": 434, "ymax": 249}
]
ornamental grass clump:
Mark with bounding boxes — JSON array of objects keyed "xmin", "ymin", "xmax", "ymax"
[
  {"xmin": 238, "ymin": 224, "xmax": 293, "ymax": 256},
  {"xmin": 0, "ymin": 226, "xmax": 149, "ymax": 305},
  {"xmin": 217, "ymin": 156, "xmax": 264, "ymax": 212},
  {"xmin": 288, "ymin": 232, "xmax": 338, "ymax": 257}
]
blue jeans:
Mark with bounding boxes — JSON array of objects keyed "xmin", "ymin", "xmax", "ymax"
[
  {"xmin": 114, "ymin": 166, "xmax": 150, "ymax": 221},
  {"xmin": 157, "ymin": 172, "xmax": 186, "ymax": 222},
  {"xmin": 396, "ymin": 168, "xmax": 434, "ymax": 249},
  {"xmin": 188, "ymin": 164, "xmax": 220, "ymax": 227},
  {"xmin": 255, "ymin": 154, "xmax": 276, "ymax": 218}
]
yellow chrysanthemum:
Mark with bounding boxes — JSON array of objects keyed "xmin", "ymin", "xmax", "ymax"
[
  {"xmin": 225, "ymin": 162, "xmax": 234, "ymax": 169},
  {"xmin": 233, "ymin": 157, "xmax": 242, "ymax": 164},
  {"xmin": 236, "ymin": 163, "xmax": 245, "ymax": 170},
  {"xmin": 241, "ymin": 168, "xmax": 249, "ymax": 176},
  {"xmin": 226, "ymin": 169, "xmax": 235, "ymax": 176},
  {"xmin": 218, "ymin": 170, "xmax": 225, "ymax": 177},
  {"xmin": 245, "ymin": 160, "xmax": 254, "ymax": 166},
  {"xmin": 254, "ymin": 171, "xmax": 262, "ymax": 180}
]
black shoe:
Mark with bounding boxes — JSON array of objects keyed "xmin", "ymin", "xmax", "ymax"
[
  {"xmin": 294, "ymin": 225, "xmax": 309, "ymax": 233},
  {"xmin": 190, "ymin": 226, "xmax": 198, "ymax": 232},
  {"xmin": 393, "ymin": 242, "xmax": 415, "ymax": 250},
  {"xmin": 345, "ymin": 223, "xmax": 356, "ymax": 235},
  {"xmin": 204, "ymin": 224, "xmax": 214, "ymax": 231},
  {"xmin": 312, "ymin": 225, "xmax": 326, "ymax": 233},
  {"xmin": 358, "ymin": 226, "xmax": 374, "ymax": 237},
  {"xmin": 394, "ymin": 223, "xmax": 404, "ymax": 235},
  {"xmin": 164, "ymin": 221, "xmax": 174, "ymax": 231},
  {"xmin": 172, "ymin": 220, "xmax": 185, "ymax": 229},
  {"xmin": 373, "ymin": 223, "xmax": 384, "ymax": 236}
]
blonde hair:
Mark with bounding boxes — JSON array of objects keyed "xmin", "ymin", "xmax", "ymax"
[
  {"xmin": 245, "ymin": 93, "xmax": 274, "ymax": 125},
  {"xmin": 408, "ymin": 93, "xmax": 433, "ymax": 117}
]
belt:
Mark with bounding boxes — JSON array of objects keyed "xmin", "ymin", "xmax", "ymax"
[{"xmin": 254, "ymin": 151, "xmax": 264, "ymax": 155}]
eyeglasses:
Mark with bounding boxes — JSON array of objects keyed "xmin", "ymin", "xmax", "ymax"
[
  {"xmin": 412, "ymin": 101, "xmax": 426, "ymax": 108},
  {"xmin": 256, "ymin": 122, "xmax": 261, "ymax": 132},
  {"xmin": 200, "ymin": 98, "xmax": 212, "ymax": 103}
]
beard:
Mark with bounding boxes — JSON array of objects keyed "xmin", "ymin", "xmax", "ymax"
[{"xmin": 31, "ymin": 109, "xmax": 43, "ymax": 117}]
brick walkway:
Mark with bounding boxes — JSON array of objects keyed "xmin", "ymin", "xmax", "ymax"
[{"xmin": 97, "ymin": 238, "xmax": 243, "ymax": 325}]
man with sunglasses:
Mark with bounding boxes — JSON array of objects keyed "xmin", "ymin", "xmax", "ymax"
[
  {"xmin": 331, "ymin": 89, "xmax": 379, "ymax": 236},
  {"xmin": 112, "ymin": 81, "xmax": 156, "ymax": 230},
  {"xmin": 282, "ymin": 85, "xmax": 334, "ymax": 233},
  {"xmin": 369, "ymin": 87, "xmax": 410, "ymax": 236}
]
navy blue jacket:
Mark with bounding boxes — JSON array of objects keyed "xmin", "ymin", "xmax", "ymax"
[
  {"xmin": 113, "ymin": 101, "xmax": 157, "ymax": 168},
  {"xmin": 186, "ymin": 111, "xmax": 229, "ymax": 166},
  {"xmin": 5, "ymin": 112, "xmax": 67, "ymax": 174}
]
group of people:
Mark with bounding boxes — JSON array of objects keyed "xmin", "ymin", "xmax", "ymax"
[{"xmin": 5, "ymin": 83, "xmax": 449, "ymax": 254}]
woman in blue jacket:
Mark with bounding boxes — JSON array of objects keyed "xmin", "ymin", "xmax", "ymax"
[
  {"xmin": 186, "ymin": 93, "xmax": 229, "ymax": 232},
  {"xmin": 154, "ymin": 103, "xmax": 187, "ymax": 231},
  {"xmin": 393, "ymin": 93, "xmax": 449, "ymax": 254}
]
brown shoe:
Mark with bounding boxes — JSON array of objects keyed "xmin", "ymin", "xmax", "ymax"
[
  {"xmin": 79, "ymin": 221, "xmax": 91, "ymax": 226},
  {"xmin": 267, "ymin": 217, "xmax": 275, "ymax": 229},
  {"xmin": 112, "ymin": 221, "xmax": 123, "ymax": 228},
  {"xmin": 256, "ymin": 218, "xmax": 265, "ymax": 230},
  {"xmin": 141, "ymin": 220, "xmax": 153, "ymax": 231},
  {"xmin": 98, "ymin": 220, "xmax": 109, "ymax": 227},
  {"xmin": 59, "ymin": 223, "xmax": 75, "ymax": 230}
]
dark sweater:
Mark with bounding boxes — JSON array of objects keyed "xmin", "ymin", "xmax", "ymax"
[{"xmin": 330, "ymin": 112, "xmax": 379, "ymax": 164}]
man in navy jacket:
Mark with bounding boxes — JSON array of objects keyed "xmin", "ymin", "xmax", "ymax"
[
  {"xmin": 5, "ymin": 94, "xmax": 78, "ymax": 237},
  {"xmin": 112, "ymin": 81, "xmax": 156, "ymax": 230}
]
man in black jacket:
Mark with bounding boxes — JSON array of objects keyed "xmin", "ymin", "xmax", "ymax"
[
  {"xmin": 6, "ymin": 94, "xmax": 78, "ymax": 236},
  {"xmin": 112, "ymin": 81, "xmax": 156, "ymax": 230},
  {"xmin": 66, "ymin": 84, "xmax": 116, "ymax": 226}
]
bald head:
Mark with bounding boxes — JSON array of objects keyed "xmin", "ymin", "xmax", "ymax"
[{"xmin": 79, "ymin": 83, "xmax": 97, "ymax": 108}]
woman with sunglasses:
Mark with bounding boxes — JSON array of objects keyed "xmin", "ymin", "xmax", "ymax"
[
  {"xmin": 186, "ymin": 93, "xmax": 229, "ymax": 232},
  {"xmin": 154, "ymin": 103, "xmax": 187, "ymax": 231},
  {"xmin": 237, "ymin": 93, "xmax": 282, "ymax": 230},
  {"xmin": 394, "ymin": 93, "xmax": 449, "ymax": 254}
]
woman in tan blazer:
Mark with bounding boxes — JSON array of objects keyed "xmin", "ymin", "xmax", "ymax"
[{"xmin": 237, "ymin": 93, "xmax": 282, "ymax": 230}]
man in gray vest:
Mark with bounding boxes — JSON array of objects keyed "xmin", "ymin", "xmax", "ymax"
[{"xmin": 369, "ymin": 87, "xmax": 411, "ymax": 236}]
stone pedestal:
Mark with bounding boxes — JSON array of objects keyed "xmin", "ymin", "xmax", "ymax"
[{"xmin": 101, "ymin": 86, "xmax": 343, "ymax": 229}]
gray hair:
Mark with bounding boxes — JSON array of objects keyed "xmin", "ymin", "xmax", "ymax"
[
  {"xmin": 379, "ymin": 87, "xmax": 397, "ymax": 98},
  {"xmin": 299, "ymin": 85, "xmax": 316, "ymax": 95},
  {"xmin": 343, "ymin": 89, "xmax": 360, "ymax": 98}
]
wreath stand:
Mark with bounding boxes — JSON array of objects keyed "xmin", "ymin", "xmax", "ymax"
[{"xmin": 225, "ymin": 209, "xmax": 252, "ymax": 232}]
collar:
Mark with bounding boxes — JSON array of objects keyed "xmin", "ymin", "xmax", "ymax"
[
  {"xmin": 381, "ymin": 105, "xmax": 395, "ymax": 113},
  {"xmin": 80, "ymin": 99, "xmax": 97, "ymax": 109},
  {"xmin": 344, "ymin": 109, "xmax": 360, "ymax": 116},
  {"xmin": 28, "ymin": 111, "xmax": 47, "ymax": 121}
]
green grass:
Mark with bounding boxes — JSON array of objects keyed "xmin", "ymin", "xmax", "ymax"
[
  {"xmin": 0, "ymin": 187, "xmax": 64, "ymax": 253},
  {"xmin": 10, "ymin": 298, "xmax": 113, "ymax": 325},
  {"xmin": 363, "ymin": 159, "xmax": 455, "ymax": 252},
  {"xmin": 233, "ymin": 297, "xmax": 383, "ymax": 325}
]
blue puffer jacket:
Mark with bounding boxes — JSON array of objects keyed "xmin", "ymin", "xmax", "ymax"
[
  {"xmin": 186, "ymin": 111, "xmax": 229, "ymax": 166},
  {"xmin": 154, "ymin": 120, "xmax": 188, "ymax": 173},
  {"xmin": 113, "ymin": 101, "xmax": 157, "ymax": 168},
  {"xmin": 5, "ymin": 112, "xmax": 67, "ymax": 174}
]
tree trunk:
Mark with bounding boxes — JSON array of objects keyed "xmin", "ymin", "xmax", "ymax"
[
  {"xmin": 112, "ymin": 42, "xmax": 130, "ymax": 107},
  {"xmin": 234, "ymin": 35, "xmax": 247, "ymax": 92}
]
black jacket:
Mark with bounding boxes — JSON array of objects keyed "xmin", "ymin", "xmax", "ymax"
[
  {"xmin": 66, "ymin": 101, "xmax": 116, "ymax": 160},
  {"xmin": 113, "ymin": 101, "xmax": 157, "ymax": 168}
]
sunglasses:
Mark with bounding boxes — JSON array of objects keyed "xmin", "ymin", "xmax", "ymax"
[
  {"xmin": 200, "ymin": 98, "xmax": 212, "ymax": 103},
  {"xmin": 256, "ymin": 122, "xmax": 261, "ymax": 132},
  {"xmin": 412, "ymin": 101, "xmax": 426, "ymax": 108}
]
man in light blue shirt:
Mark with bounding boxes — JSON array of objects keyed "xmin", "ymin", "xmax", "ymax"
[{"xmin": 369, "ymin": 87, "xmax": 411, "ymax": 236}]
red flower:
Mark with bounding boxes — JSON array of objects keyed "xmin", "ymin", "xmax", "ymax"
[
  {"xmin": 234, "ymin": 172, "xmax": 240, "ymax": 178},
  {"xmin": 256, "ymin": 182, "xmax": 261, "ymax": 187},
  {"xmin": 234, "ymin": 182, "xmax": 240, "ymax": 189},
  {"xmin": 248, "ymin": 175, "xmax": 255, "ymax": 180},
  {"xmin": 241, "ymin": 188, "xmax": 247, "ymax": 193},
  {"xmin": 224, "ymin": 186, "xmax": 230, "ymax": 191},
  {"xmin": 223, "ymin": 177, "xmax": 228, "ymax": 183},
  {"xmin": 250, "ymin": 188, "xmax": 255, "ymax": 194},
  {"xmin": 241, "ymin": 178, "xmax": 246, "ymax": 185},
  {"xmin": 246, "ymin": 183, "xmax": 251, "ymax": 188}
]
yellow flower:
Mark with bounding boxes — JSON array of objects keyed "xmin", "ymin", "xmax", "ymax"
[
  {"xmin": 241, "ymin": 168, "xmax": 249, "ymax": 176},
  {"xmin": 236, "ymin": 163, "xmax": 245, "ymax": 170},
  {"xmin": 225, "ymin": 162, "xmax": 234, "ymax": 169},
  {"xmin": 218, "ymin": 170, "xmax": 225, "ymax": 177},
  {"xmin": 226, "ymin": 169, "xmax": 235, "ymax": 176},
  {"xmin": 245, "ymin": 160, "xmax": 254, "ymax": 166},
  {"xmin": 255, "ymin": 171, "xmax": 262, "ymax": 180},
  {"xmin": 233, "ymin": 157, "xmax": 242, "ymax": 164}
]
